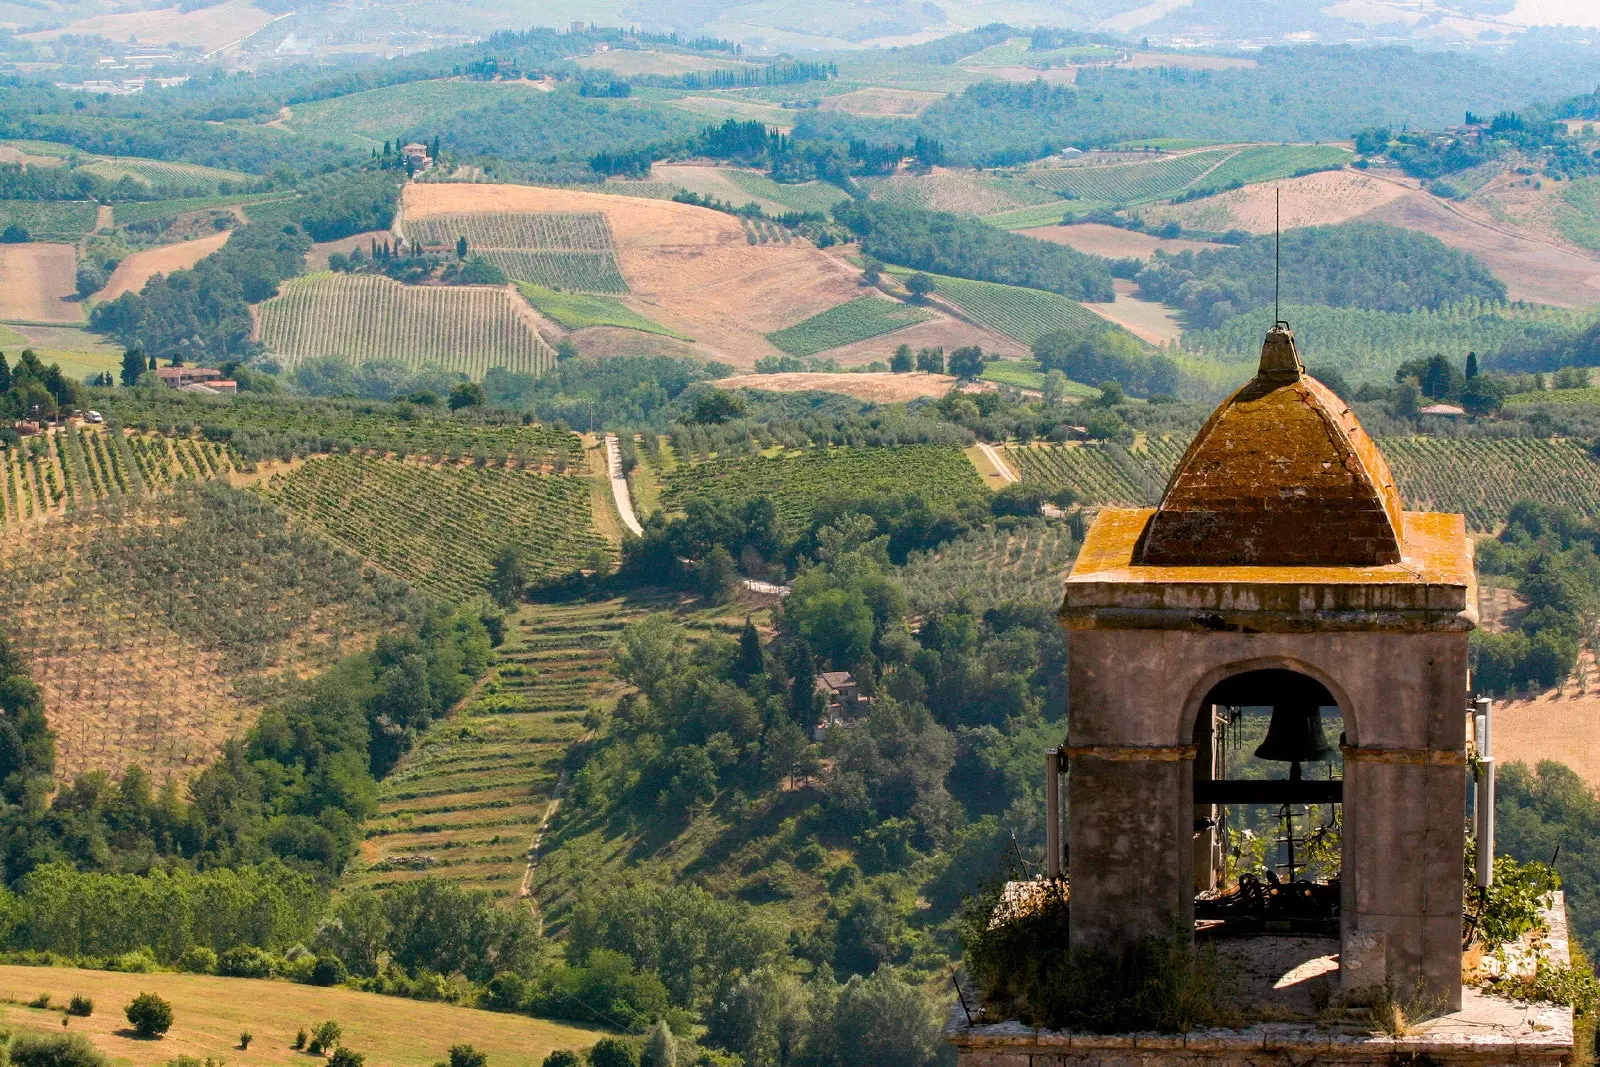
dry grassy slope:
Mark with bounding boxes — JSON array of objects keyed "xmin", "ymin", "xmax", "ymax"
[
  {"xmin": 99, "ymin": 231, "xmax": 232, "ymax": 301},
  {"xmin": 0, "ymin": 244, "xmax": 81, "ymax": 324},
  {"xmin": 0, "ymin": 965, "xmax": 603, "ymax": 1067},
  {"xmin": 402, "ymin": 183, "xmax": 979, "ymax": 369}
]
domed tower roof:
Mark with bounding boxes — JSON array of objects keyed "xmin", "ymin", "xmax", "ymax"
[{"xmin": 1137, "ymin": 324, "xmax": 1403, "ymax": 567}]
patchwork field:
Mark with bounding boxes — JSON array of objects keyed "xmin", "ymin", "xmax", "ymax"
[
  {"xmin": 0, "ymin": 243, "xmax": 80, "ymax": 323},
  {"xmin": 1018, "ymin": 144, "xmax": 1349, "ymax": 206},
  {"xmin": 77, "ymin": 158, "xmax": 255, "ymax": 195},
  {"xmin": 868, "ymin": 168, "xmax": 1060, "ymax": 216},
  {"xmin": 653, "ymin": 164, "xmax": 849, "ymax": 216},
  {"xmin": 402, "ymin": 183, "xmax": 865, "ymax": 368},
  {"xmin": 284, "ymin": 79, "xmax": 550, "ymax": 150},
  {"xmin": 515, "ymin": 283, "xmax": 686, "ymax": 337},
  {"xmin": 99, "ymin": 230, "xmax": 232, "ymax": 300},
  {"xmin": 817, "ymin": 87, "xmax": 943, "ymax": 116},
  {"xmin": 0, "ymin": 966, "xmax": 603, "ymax": 1067},
  {"xmin": 1084, "ymin": 279, "xmax": 1186, "ymax": 345},
  {"xmin": 1017, "ymin": 222, "xmax": 1213, "ymax": 260},
  {"xmin": 0, "ymin": 480, "xmax": 415, "ymax": 784},
  {"xmin": 258, "ymin": 454, "xmax": 608, "ymax": 603},
  {"xmin": 20, "ymin": 0, "xmax": 275, "ymax": 51},
  {"xmin": 715, "ymin": 371, "xmax": 956, "ymax": 402},
  {"xmin": 0, "ymin": 200, "xmax": 98, "ymax": 243},
  {"xmin": 0, "ymin": 324, "xmax": 124, "ymax": 382},
  {"xmin": 259, "ymin": 272, "xmax": 556, "ymax": 378},
  {"xmin": 352, "ymin": 598, "xmax": 653, "ymax": 899},
  {"xmin": 767, "ymin": 295, "xmax": 933, "ymax": 356},
  {"xmin": 888, "ymin": 267, "xmax": 1126, "ymax": 347}
]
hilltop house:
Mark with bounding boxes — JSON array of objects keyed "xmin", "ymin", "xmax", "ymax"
[{"xmin": 402, "ymin": 143, "xmax": 432, "ymax": 172}]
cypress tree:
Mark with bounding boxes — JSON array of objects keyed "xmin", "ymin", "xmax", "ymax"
[
  {"xmin": 0, "ymin": 353, "xmax": 10, "ymax": 393},
  {"xmin": 735, "ymin": 617, "xmax": 764, "ymax": 683},
  {"xmin": 1466, "ymin": 351, "xmax": 1479, "ymax": 379}
]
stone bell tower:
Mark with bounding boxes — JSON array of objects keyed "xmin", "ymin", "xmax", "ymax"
[{"xmin": 1059, "ymin": 324, "xmax": 1476, "ymax": 1007}]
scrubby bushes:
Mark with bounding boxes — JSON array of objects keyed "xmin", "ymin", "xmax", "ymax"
[
  {"xmin": 8, "ymin": 1032, "xmax": 107, "ymax": 1067},
  {"xmin": 124, "ymin": 992, "xmax": 173, "ymax": 1037}
]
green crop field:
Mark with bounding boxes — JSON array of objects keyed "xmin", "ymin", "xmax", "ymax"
[
  {"xmin": 259, "ymin": 272, "xmax": 556, "ymax": 378},
  {"xmin": 0, "ymin": 199, "xmax": 98, "ymax": 240},
  {"xmin": 516, "ymin": 282, "xmax": 686, "ymax": 337},
  {"xmin": 980, "ymin": 359, "xmax": 1099, "ymax": 396},
  {"xmin": 723, "ymin": 170, "xmax": 851, "ymax": 213},
  {"xmin": 77, "ymin": 158, "xmax": 256, "ymax": 195},
  {"xmin": 868, "ymin": 170, "xmax": 1059, "ymax": 216},
  {"xmin": 887, "ymin": 268, "xmax": 1122, "ymax": 347},
  {"xmin": 1555, "ymin": 177, "xmax": 1600, "ymax": 251},
  {"xmin": 984, "ymin": 199, "xmax": 1112, "ymax": 229},
  {"xmin": 1506, "ymin": 387, "xmax": 1600, "ymax": 405},
  {"xmin": 98, "ymin": 391, "xmax": 583, "ymax": 466},
  {"xmin": 663, "ymin": 443, "xmax": 987, "ymax": 529},
  {"xmin": 403, "ymin": 211, "xmax": 629, "ymax": 294},
  {"xmin": 110, "ymin": 192, "xmax": 291, "ymax": 227},
  {"xmin": 259, "ymin": 454, "xmax": 608, "ymax": 602},
  {"xmin": 1181, "ymin": 144, "xmax": 1351, "ymax": 197},
  {"xmin": 766, "ymin": 297, "xmax": 934, "ymax": 357},
  {"xmin": 1019, "ymin": 149, "xmax": 1234, "ymax": 202},
  {"xmin": 286, "ymin": 79, "xmax": 530, "ymax": 149}
]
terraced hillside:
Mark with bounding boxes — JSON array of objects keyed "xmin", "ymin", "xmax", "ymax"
[{"xmin": 351, "ymin": 598, "xmax": 658, "ymax": 900}]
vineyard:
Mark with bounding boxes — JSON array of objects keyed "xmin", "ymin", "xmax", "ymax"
[
  {"xmin": 259, "ymin": 454, "xmax": 609, "ymax": 602},
  {"xmin": 351, "ymin": 597, "xmax": 660, "ymax": 898},
  {"xmin": 901, "ymin": 519, "xmax": 1081, "ymax": 613},
  {"xmin": 984, "ymin": 201, "xmax": 1100, "ymax": 230},
  {"xmin": 894, "ymin": 268, "xmax": 1128, "ymax": 346},
  {"xmin": 516, "ymin": 283, "xmax": 686, "ymax": 337},
  {"xmin": 401, "ymin": 211, "xmax": 628, "ymax": 294},
  {"xmin": 0, "ymin": 427, "xmax": 231, "ymax": 529},
  {"xmin": 259, "ymin": 272, "xmax": 557, "ymax": 379},
  {"xmin": 1182, "ymin": 300, "xmax": 1595, "ymax": 380},
  {"xmin": 1506, "ymin": 387, "xmax": 1600, "ymax": 406},
  {"xmin": 1181, "ymin": 144, "xmax": 1352, "ymax": 197},
  {"xmin": 663, "ymin": 444, "xmax": 987, "ymax": 529},
  {"xmin": 867, "ymin": 170, "xmax": 1059, "ymax": 216},
  {"xmin": 0, "ymin": 200, "xmax": 98, "ymax": 241},
  {"xmin": 77, "ymin": 158, "xmax": 256, "ymax": 195},
  {"xmin": 1020, "ymin": 149, "xmax": 1234, "ymax": 202},
  {"xmin": 1012, "ymin": 434, "xmax": 1600, "ymax": 531},
  {"xmin": 109, "ymin": 192, "xmax": 292, "ymax": 228},
  {"xmin": 723, "ymin": 170, "xmax": 852, "ymax": 214},
  {"xmin": 766, "ymin": 297, "xmax": 934, "ymax": 357},
  {"xmin": 741, "ymin": 216, "xmax": 793, "ymax": 245},
  {"xmin": 98, "ymin": 391, "xmax": 584, "ymax": 467},
  {"xmin": 0, "ymin": 483, "xmax": 418, "ymax": 783}
]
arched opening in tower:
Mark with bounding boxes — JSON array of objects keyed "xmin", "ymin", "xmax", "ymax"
[{"xmin": 1192, "ymin": 668, "xmax": 1344, "ymax": 936}]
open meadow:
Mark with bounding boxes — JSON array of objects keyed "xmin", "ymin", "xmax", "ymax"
[
  {"xmin": 99, "ymin": 231, "xmax": 233, "ymax": 301},
  {"xmin": 0, "ymin": 966, "xmax": 603, "ymax": 1067},
  {"xmin": 0, "ymin": 244, "xmax": 81, "ymax": 324}
]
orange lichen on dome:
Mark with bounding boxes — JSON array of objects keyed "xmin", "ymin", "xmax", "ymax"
[{"xmin": 1137, "ymin": 325, "xmax": 1404, "ymax": 567}]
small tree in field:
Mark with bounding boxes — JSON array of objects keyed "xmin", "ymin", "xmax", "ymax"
[
  {"xmin": 904, "ymin": 272, "xmax": 934, "ymax": 303},
  {"xmin": 124, "ymin": 992, "xmax": 172, "ymax": 1037},
  {"xmin": 456, "ymin": 235, "xmax": 469, "ymax": 260},
  {"xmin": 541, "ymin": 1053, "xmax": 581, "ymax": 1067}
]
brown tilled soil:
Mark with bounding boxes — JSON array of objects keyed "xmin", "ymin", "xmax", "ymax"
[
  {"xmin": 1018, "ymin": 222, "xmax": 1213, "ymax": 259},
  {"xmin": 0, "ymin": 243, "xmax": 81, "ymax": 323},
  {"xmin": 403, "ymin": 183, "xmax": 865, "ymax": 368},
  {"xmin": 1084, "ymin": 279, "xmax": 1185, "ymax": 345},
  {"xmin": 100, "ymin": 230, "xmax": 232, "ymax": 300},
  {"xmin": 716, "ymin": 371, "xmax": 956, "ymax": 402},
  {"xmin": 818, "ymin": 88, "xmax": 944, "ymax": 117}
]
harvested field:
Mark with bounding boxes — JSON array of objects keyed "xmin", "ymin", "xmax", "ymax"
[
  {"xmin": 564, "ymin": 326, "xmax": 713, "ymax": 361},
  {"xmin": 0, "ymin": 243, "xmax": 80, "ymax": 323},
  {"xmin": 573, "ymin": 49, "xmax": 754, "ymax": 76},
  {"xmin": 1084, "ymin": 279, "xmax": 1185, "ymax": 345},
  {"xmin": 403, "ymin": 183, "xmax": 864, "ymax": 368},
  {"xmin": 716, "ymin": 371, "xmax": 956, "ymax": 402},
  {"xmin": 817, "ymin": 88, "xmax": 943, "ymax": 116},
  {"xmin": 1495, "ymin": 688, "xmax": 1600, "ymax": 789},
  {"xmin": 0, "ymin": 325, "xmax": 123, "ymax": 381},
  {"xmin": 21, "ymin": 0, "xmax": 273, "ymax": 50},
  {"xmin": 1138, "ymin": 169, "xmax": 1409, "ymax": 231},
  {"xmin": 817, "ymin": 316, "xmax": 1027, "ymax": 365},
  {"xmin": 307, "ymin": 228, "xmax": 390, "ymax": 269},
  {"xmin": 654, "ymin": 163, "xmax": 791, "ymax": 215},
  {"xmin": 1017, "ymin": 222, "xmax": 1213, "ymax": 259},
  {"xmin": 99, "ymin": 230, "xmax": 231, "ymax": 300},
  {"xmin": 0, "ymin": 965, "xmax": 603, "ymax": 1067}
]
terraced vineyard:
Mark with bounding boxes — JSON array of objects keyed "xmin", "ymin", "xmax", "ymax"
[
  {"xmin": 664, "ymin": 444, "xmax": 987, "ymax": 529},
  {"xmin": 259, "ymin": 272, "xmax": 557, "ymax": 378},
  {"xmin": 352, "ymin": 598, "xmax": 655, "ymax": 899},
  {"xmin": 100, "ymin": 391, "xmax": 584, "ymax": 466},
  {"xmin": 0, "ymin": 200, "xmax": 99, "ymax": 241},
  {"xmin": 1021, "ymin": 149, "xmax": 1234, "ymax": 202},
  {"xmin": 0, "ymin": 484, "xmax": 417, "ymax": 783},
  {"xmin": 0, "ymin": 427, "xmax": 232, "ymax": 529},
  {"xmin": 259, "ymin": 454, "xmax": 609, "ymax": 602},
  {"xmin": 891, "ymin": 268, "xmax": 1125, "ymax": 346},
  {"xmin": 901, "ymin": 519, "xmax": 1080, "ymax": 612},
  {"xmin": 1014, "ymin": 434, "xmax": 1600, "ymax": 532},
  {"xmin": 766, "ymin": 297, "xmax": 934, "ymax": 357},
  {"xmin": 402, "ymin": 211, "xmax": 628, "ymax": 294}
]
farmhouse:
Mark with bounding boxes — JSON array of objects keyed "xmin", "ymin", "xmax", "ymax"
[
  {"xmin": 812, "ymin": 671, "xmax": 865, "ymax": 739},
  {"xmin": 402, "ymin": 142, "xmax": 432, "ymax": 172},
  {"xmin": 155, "ymin": 366, "xmax": 225, "ymax": 389}
]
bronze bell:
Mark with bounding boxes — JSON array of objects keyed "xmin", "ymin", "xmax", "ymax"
[{"xmin": 1254, "ymin": 703, "xmax": 1336, "ymax": 764}]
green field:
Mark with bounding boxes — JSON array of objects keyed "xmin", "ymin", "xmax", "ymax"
[
  {"xmin": 980, "ymin": 359, "xmax": 1098, "ymax": 396},
  {"xmin": 77, "ymin": 157, "xmax": 256, "ymax": 195},
  {"xmin": 286, "ymin": 79, "xmax": 541, "ymax": 149},
  {"xmin": 766, "ymin": 296, "xmax": 934, "ymax": 357},
  {"xmin": 1507, "ymin": 386, "xmax": 1600, "ymax": 405},
  {"xmin": 111, "ymin": 192, "xmax": 292, "ymax": 228},
  {"xmin": 259, "ymin": 272, "xmax": 556, "ymax": 378},
  {"xmin": 516, "ymin": 282, "xmax": 686, "ymax": 337},
  {"xmin": 0, "ymin": 199, "xmax": 98, "ymax": 241},
  {"xmin": 723, "ymin": 170, "xmax": 851, "ymax": 214},
  {"xmin": 662, "ymin": 443, "xmax": 987, "ymax": 528},
  {"xmin": 259, "ymin": 454, "xmax": 608, "ymax": 602},
  {"xmin": 1020, "ymin": 149, "xmax": 1235, "ymax": 202},
  {"xmin": 957, "ymin": 36, "xmax": 1122, "ymax": 67},
  {"xmin": 984, "ymin": 199, "xmax": 1112, "ymax": 229},
  {"xmin": 886, "ymin": 267, "xmax": 1128, "ymax": 347},
  {"xmin": 868, "ymin": 170, "xmax": 1060, "ymax": 216},
  {"xmin": 1555, "ymin": 177, "xmax": 1600, "ymax": 252}
]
